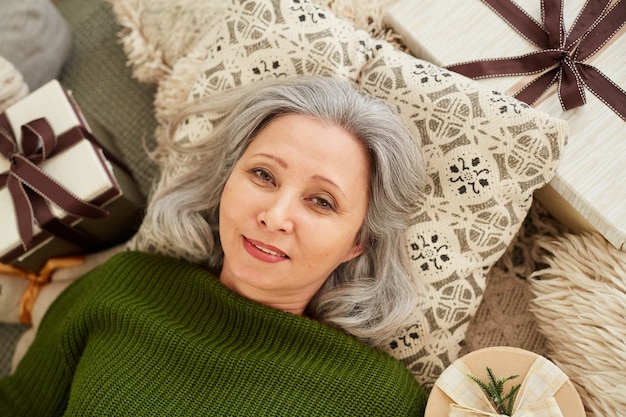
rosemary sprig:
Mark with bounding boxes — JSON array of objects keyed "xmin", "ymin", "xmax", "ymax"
[{"xmin": 468, "ymin": 367, "xmax": 521, "ymax": 416}]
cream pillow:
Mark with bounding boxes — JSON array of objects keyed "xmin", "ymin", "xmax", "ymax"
[
  {"xmin": 529, "ymin": 233, "xmax": 626, "ymax": 417},
  {"xmin": 110, "ymin": 0, "xmax": 568, "ymax": 388}
]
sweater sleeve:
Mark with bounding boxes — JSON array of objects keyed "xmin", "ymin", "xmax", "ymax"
[{"xmin": 0, "ymin": 265, "xmax": 95, "ymax": 416}]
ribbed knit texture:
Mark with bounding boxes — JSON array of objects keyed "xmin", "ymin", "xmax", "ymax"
[{"xmin": 0, "ymin": 251, "xmax": 427, "ymax": 416}]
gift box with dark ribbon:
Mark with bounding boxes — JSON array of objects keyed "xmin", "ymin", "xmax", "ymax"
[
  {"xmin": 0, "ymin": 80, "xmax": 144, "ymax": 272},
  {"xmin": 446, "ymin": 0, "xmax": 625, "ymax": 120},
  {"xmin": 386, "ymin": 0, "xmax": 626, "ymax": 249}
]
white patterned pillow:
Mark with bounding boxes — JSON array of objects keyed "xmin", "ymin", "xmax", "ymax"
[{"xmin": 113, "ymin": 0, "xmax": 568, "ymax": 388}]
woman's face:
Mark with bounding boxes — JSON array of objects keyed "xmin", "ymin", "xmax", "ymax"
[{"xmin": 218, "ymin": 114, "xmax": 370, "ymax": 314}]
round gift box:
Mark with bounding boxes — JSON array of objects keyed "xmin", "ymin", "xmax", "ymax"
[{"xmin": 425, "ymin": 346, "xmax": 585, "ymax": 416}]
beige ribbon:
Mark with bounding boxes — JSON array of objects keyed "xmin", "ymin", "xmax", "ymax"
[{"xmin": 435, "ymin": 355, "xmax": 569, "ymax": 417}]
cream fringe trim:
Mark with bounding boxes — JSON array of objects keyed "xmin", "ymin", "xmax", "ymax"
[{"xmin": 529, "ymin": 233, "xmax": 626, "ymax": 417}]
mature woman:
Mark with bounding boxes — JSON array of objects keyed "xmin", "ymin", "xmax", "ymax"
[{"xmin": 0, "ymin": 76, "xmax": 427, "ymax": 415}]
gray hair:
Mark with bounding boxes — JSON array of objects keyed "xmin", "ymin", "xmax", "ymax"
[{"xmin": 138, "ymin": 75, "xmax": 426, "ymax": 346}]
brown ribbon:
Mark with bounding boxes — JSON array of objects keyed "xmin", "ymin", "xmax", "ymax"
[
  {"xmin": 0, "ymin": 115, "xmax": 109, "ymax": 252},
  {"xmin": 446, "ymin": 0, "xmax": 626, "ymax": 121},
  {"xmin": 0, "ymin": 256, "xmax": 85, "ymax": 326}
]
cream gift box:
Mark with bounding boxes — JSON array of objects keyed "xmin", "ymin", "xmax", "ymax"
[
  {"xmin": 385, "ymin": 0, "xmax": 626, "ymax": 249},
  {"xmin": 0, "ymin": 80, "xmax": 144, "ymax": 272},
  {"xmin": 425, "ymin": 346, "xmax": 585, "ymax": 416}
]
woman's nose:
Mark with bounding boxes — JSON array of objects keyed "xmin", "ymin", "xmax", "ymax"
[{"xmin": 258, "ymin": 192, "xmax": 296, "ymax": 233}]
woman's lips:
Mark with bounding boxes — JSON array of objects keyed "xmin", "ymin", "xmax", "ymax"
[{"xmin": 243, "ymin": 237, "xmax": 289, "ymax": 263}]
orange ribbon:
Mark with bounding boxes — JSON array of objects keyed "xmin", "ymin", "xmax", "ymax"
[{"xmin": 0, "ymin": 256, "xmax": 85, "ymax": 326}]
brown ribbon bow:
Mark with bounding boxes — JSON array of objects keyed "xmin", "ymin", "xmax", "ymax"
[
  {"xmin": 0, "ymin": 116, "xmax": 109, "ymax": 252},
  {"xmin": 447, "ymin": 0, "xmax": 626, "ymax": 121}
]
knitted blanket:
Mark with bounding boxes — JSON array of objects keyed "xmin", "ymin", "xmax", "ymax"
[{"xmin": 0, "ymin": 251, "xmax": 427, "ymax": 416}]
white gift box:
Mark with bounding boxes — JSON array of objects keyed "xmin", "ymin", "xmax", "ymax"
[
  {"xmin": 385, "ymin": 0, "xmax": 626, "ymax": 249},
  {"xmin": 0, "ymin": 80, "xmax": 144, "ymax": 272}
]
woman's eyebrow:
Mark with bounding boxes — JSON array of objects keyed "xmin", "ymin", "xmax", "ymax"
[
  {"xmin": 312, "ymin": 175, "xmax": 346, "ymax": 198},
  {"xmin": 254, "ymin": 153, "xmax": 346, "ymax": 198},
  {"xmin": 255, "ymin": 153, "xmax": 288, "ymax": 168}
]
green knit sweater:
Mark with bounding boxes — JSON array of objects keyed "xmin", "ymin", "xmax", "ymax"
[{"xmin": 0, "ymin": 251, "xmax": 427, "ymax": 416}]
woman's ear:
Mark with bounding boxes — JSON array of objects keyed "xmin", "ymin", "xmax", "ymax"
[{"xmin": 343, "ymin": 242, "xmax": 366, "ymax": 263}]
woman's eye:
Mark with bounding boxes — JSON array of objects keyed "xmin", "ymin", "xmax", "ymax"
[
  {"xmin": 252, "ymin": 168, "xmax": 274, "ymax": 184},
  {"xmin": 311, "ymin": 196, "xmax": 336, "ymax": 211}
]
